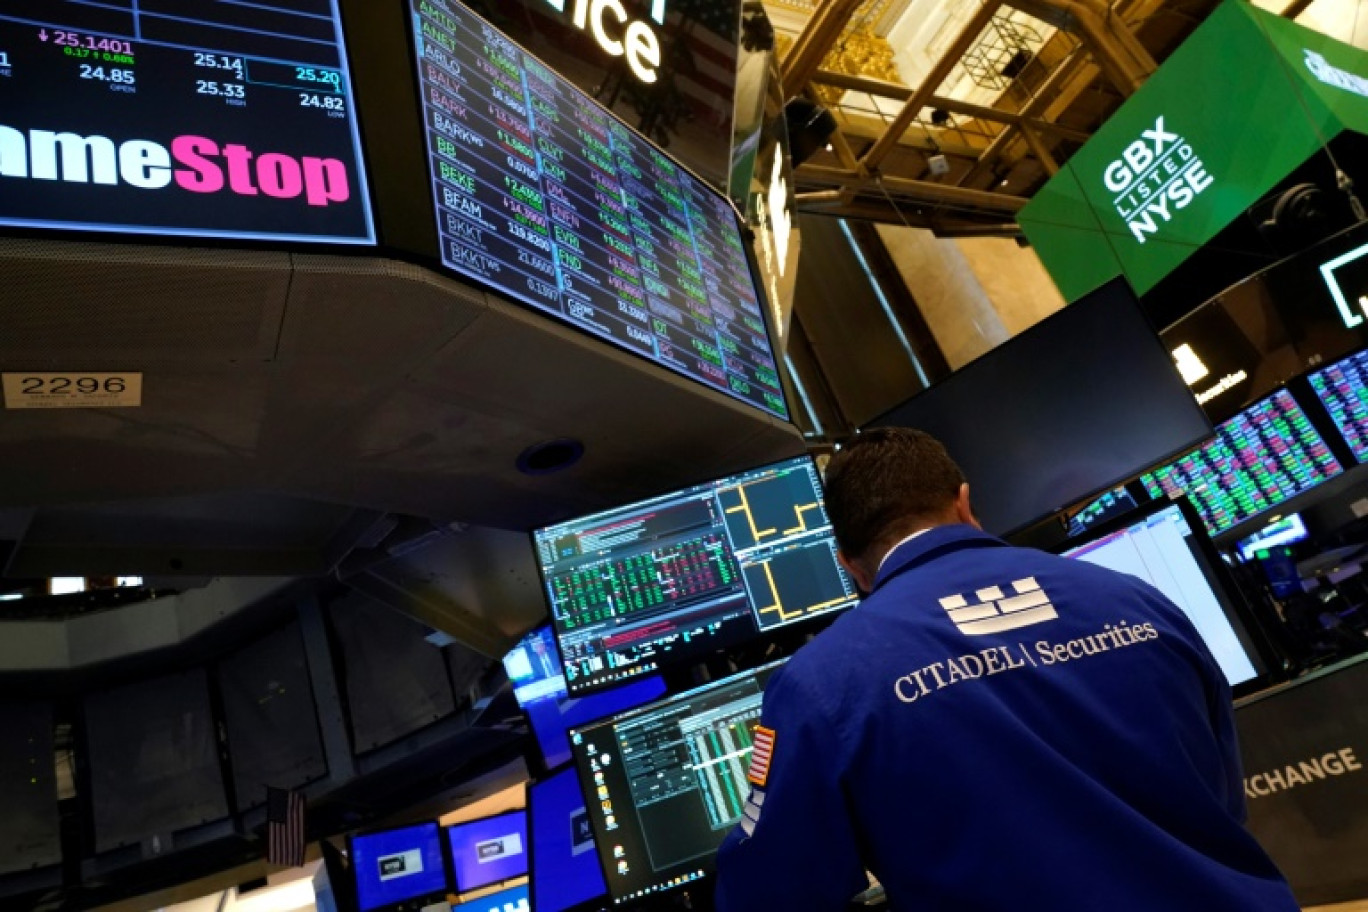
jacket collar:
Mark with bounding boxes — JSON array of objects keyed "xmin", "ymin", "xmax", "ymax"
[{"xmin": 870, "ymin": 524, "xmax": 1013, "ymax": 594}]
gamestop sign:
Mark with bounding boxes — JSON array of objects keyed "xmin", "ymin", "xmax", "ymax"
[{"xmin": 0, "ymin": 4, "xmax": 373, "ymax": 244}]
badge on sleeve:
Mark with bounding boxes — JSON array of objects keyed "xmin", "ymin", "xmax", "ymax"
[{"xmin": 748, "ymin": 726, "xmax": 776, "ymax": 786}]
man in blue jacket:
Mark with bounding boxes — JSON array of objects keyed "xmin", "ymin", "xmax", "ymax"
[{"xmin": 714, "ymin": 428, "xmax": 1297, "ymax": 911}]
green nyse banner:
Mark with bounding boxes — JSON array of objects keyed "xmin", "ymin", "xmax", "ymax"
[{"xmin": 1019, "ymin": 0, "xmax": 1368, "ymax": 302}]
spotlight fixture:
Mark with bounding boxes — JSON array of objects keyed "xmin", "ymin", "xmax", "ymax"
[{"xmin": 784, "ymin": 97, "xmax": 837, "ymax": 169}]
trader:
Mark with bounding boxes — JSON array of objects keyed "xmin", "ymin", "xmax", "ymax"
[{"xmin": 714, "ymin": 428, "xmax": 1297, "ymax": 911}]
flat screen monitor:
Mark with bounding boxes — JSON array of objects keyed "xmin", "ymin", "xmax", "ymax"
[
  {"xmin": 0, "ymin": 1, "xmax": 373, "ymax": 243},
  {"xmin": 504, "ymin": 626, "xmax": 566, "ymax": 709},
  {"xmin": 526, "ymin": 674, "xmax": 668, "ymax": 771},
  {"xmin": 1237, "ymin": 515, "xmax": 1309, "ymax": 562},
  {"xmin": 528, "ymin": 766, "xmax": 608, "ymax": 912},
  {"xmin": 350, "ymin": 821, "xmax": 449, "ymax": 912},
  {"xmin": 1309, "ymin": 348, "xmax": 1368, "ymax": 464},
  {"xmin": 533, "ymin": 455, "xmax": 857, "ymax": 694},
  {"xmin": 1059, "ymin": 498, "xmax": 1273, "ymax": 693},
  {"xmin": 865, "ymin": 277, "xmax": 1212, "ymax": 535},
  {"xmin": 569, "ymin": 660, "xmax": 786, "ymax": 905},
  {"xmin": 1140, "ymin": 389, "xmax": 1342, "ymax": 536},
  {"xmin": 409, "ymin": 0, "xmax": 787, "ymax": 419},
  {"xmin": 1067, "ymin": 487, "xmax": 1140, "ymax": 538},
  {"xmin": 447, "ymin": 810, "xmax": 528, "ymax": 893},
  {"xmin": 455, "ymin": 883, "xmax": 529, "ymax": 911}
]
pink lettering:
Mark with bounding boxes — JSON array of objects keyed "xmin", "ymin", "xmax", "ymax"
[
  {"xmin": 171, "ymin": 135, "xmax": 223, "ymax": 193},
  {"xmin": 302, "ymin": 157, "xmax": 349, "ymax": 207},
  {"xmin": 257, "ymin": 152, "xmax": 303, "ymax": 199}
]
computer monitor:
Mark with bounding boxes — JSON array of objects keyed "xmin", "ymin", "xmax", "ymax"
[
  {"xmin": 1308, "ymin": 347, "xmax": 1368, "ymax": 464},
  {"xmin": 525, "ymin": 674, "xmax": 668, "ymax": 771},
  {"xmin": 527, "ymin": 766, "xmax": 608, "ymax": 912},
  {"xmin": 350, "ymin": 821, "xmax": 449, "ymax": 912},
  {"xmin": 568, "ymin": 659, "xmax": 786, "ymax": 905},
  {"xmin": 503, "ymin": 626, "xmax": 567, "ymax": 709},
  {"xmin": 1067, "ymin": 487, "xmax": 1140, "ymax": 538},
  {"xmin": 533, "ymin": 456, "xmax": 857, "ymax": 694},
  {"xmin": 1237, "ymin": 515, "xmax": 1309, "ymax": 562},
  {"xmin": 866, "ymin": 277, "xmax": 1213, "ymax": 535},
  {"xmin": 447, "ymin": 810, "xmax": 529, "ymax": 894},
  {"xmin": 1058, "ymin": 498, "xmax": 1276, "ymax": 695},
  {"xmin": 454, "ymin": 883, "xmax": 529, "ymax": 911},
  {"xmin": 1140, "ymin": 389, "xmax": 1343, "ymax": 536}
]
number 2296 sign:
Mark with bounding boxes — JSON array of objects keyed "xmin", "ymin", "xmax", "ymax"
[{"xmin": 2, "ymin": 373, "xmax": 142, "ymax": 409}]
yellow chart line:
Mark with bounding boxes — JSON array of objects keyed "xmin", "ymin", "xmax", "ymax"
[
  {"xmin": 782, "ymin": 502, "xmax": 822, "ymax": 535},
  {"xmin": 737, "ymin": 484, "xmax": 776, "ymax": 541}
]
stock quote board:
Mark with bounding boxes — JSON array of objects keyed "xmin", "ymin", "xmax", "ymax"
[
  {"xmin": 411, "ymin": 0, "xmax": 789, "ymax": 419},
  {"xmin": 0, "ymin": 0, "xmax": 374, "ymax": 243}
]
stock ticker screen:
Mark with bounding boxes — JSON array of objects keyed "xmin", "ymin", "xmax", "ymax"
[
  {"xmin": 569, "ymin": 660, "xmax": 784, "ymax": 905},
  {"xmin": 533, "ymin": 457, "xmax": 857, "ymax": 694},
  {"xmin": 1066, "ymin": 486, "xmax": 1139, "ymax": 538},
  {"xmin": 1141, "ymin": 390, "xmax": 1342, "ymax": 536},
  {"xmin": 1309, "ymin": 348, "xmax": 1368, "ymax": 464},
  {"xmin": 0, "ymin": 0, "xmax": 374, "ymax": 242},
  {"xmin": 409, "ymin": 0, "xmax": 788, "ymax": 419}
]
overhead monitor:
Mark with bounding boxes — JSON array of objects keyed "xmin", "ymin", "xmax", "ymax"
[
  {"xmin": 1059, "ymin": 498, "xmax": 1274, "ymax": 693},
  {"xmin": 350, "ymin": 821, "xmax": 449, "ymax": 912},
  {"xmin": 528, "ymin": 766, "xmax": 608, "ymax": 912},
  {"xmin": 866, "ymin": 277, "xmax": 1213, "ymax": 535},
  {"xmin": 503, "ymin": 626, "xmax": 566, "ymax": 709},
  {"xmin": 1067, "ymin": 487, "xmax": 1140, "ymax": 538},
  {"xmin": 0, "ymin": 0, "xmax": 373, "ymax": 243},
  {"xmin": 569, "ymin": 659, "xmax": 786, "ymax": 906},
  {"xmin": 525, "ymin": 674, "xmax": 667, "ymax": 772},
  {"xmin": 447, "ymin": 809, "xmax": 528, "ymax": 893},
  {"xmin": 455, "ymin": 883, "xmax": 529, "ymax": 911},
  {"xmin": 409, "ymin": 0, "xmax": 788, "ymax": 419},
  {"xmin": 533, "ymin": 456, "xmax": 857, "ymax": 694},
  {"xmin": 1309, "ymin": 347, "xmax": 1368, "ymax": 464},
  {"xmin": 1141, "ymin": 389, "xmax": 1342, "ymax": 536},
  {"xmin": 1237, "ymin": 515, "xmax": 1309, "ymax": 562}
]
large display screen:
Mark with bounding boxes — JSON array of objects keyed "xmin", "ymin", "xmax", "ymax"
[
  {"xmin": 1061, "ymin": 501, "xmax": 1266, "ymax": 689},
  {"xmin": 1141, "ymin": 389, "xmax": 1342, "ymax": 536},
  {"xmin": 447, "ymin": 810, "xmax": 528, "ymax": 893},
  {"xmin": 1309, "ymin": 348, "xmax": 1368, "ymax": 464},
  {"xmin": 569, "ymin": 660, "xmax": 785, "ymax": 905},
  {"xmin": 409, "ymin": 0, "xmax": 787, "ymax": 419},
  {"xmin": 867, "ymin": 277, "xmax": 1213, "ymax": 535},
  {"xmin": 534, "ymin": 456, "xmax": 857, "ymax": 694},
  {"xmin": 528, "ymin": 766, "xmax": 607, "ymax": 912},
  {"xmin": 0, "ymin": 1, "xmax": 373, "ymax": 243},
  {"xmin": 503, "ymin": 626, "xmax": 566, "ymax": 709},
  {"xmin": 1066, "ymin": 487, "xmax": 1139, "ymax": 538},
  {"xmin": 351, "ymin": 821, "xmax": 449, "ymax": 912}
]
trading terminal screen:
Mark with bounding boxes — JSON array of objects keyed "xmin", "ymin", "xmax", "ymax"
[
  {"xmin": 0, "ymin": 0, "xmax": 374, "ymax": 243},
  {"xmin": 1062, "ymin": 501, "xmax": 1265, "ymax": 688},
  {"xmin": 568, "ymin": 660, "xmax": 784, "ymax": 905},
  {"xmin": 528, "ymin": 765, "xmax": 608, "ymax": 912},
  {"xmin": 533, "ymin": 456, "xmax": 857, "ymax": 694},
  {"xmin": 1140, "ymin": 389, "xmax": 1342, "ymax": 536},
  {"xmin": 350, "ymin": 821, "xmax": 449, "ymax": 912},
  {"xmin": 504, "ymin": 626, "xmax": 567, "ymax": 709},
  {"xmin": 1236, "ymin": 514, "xmax": 1309, "ymax": 561},
  {"xmin": 1309, "ymin": 348, "xmax": 1368, "ymax": 464},
  {"xmin": 1067, "ymin": 487, "xmax": 1139, "ymax": 537},
  {"xmin": 409, "ymin": 0, "xmax": 788, "ymax": 419}
]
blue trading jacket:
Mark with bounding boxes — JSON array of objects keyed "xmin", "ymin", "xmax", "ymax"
[{"xmin": 715, "ymin": 525, "xmax": 1297, "ymax": 911}]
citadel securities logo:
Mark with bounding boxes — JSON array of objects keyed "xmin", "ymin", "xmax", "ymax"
[
  {"xmin": 1102, "ymin": 116, "xmax": 1214, "ymax": 244},
  {"xmin": 543, "ymin": 0, "xmax": 667, "ymax": 83},
  {"xmin": 938, "ymin": 577, "xmax": 1058, "ymax": 635},
  {"xmin": 0, "ymin": 125, "xmax": 352, "ymax": 207}
]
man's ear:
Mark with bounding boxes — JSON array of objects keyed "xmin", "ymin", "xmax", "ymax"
[
  {"xmin": 955, "ymin": 483, "xmax": 982, "ymax": 530},
  {"xmin": 837, "ymin": 550, "xmax": 874, "ymax": 595}
]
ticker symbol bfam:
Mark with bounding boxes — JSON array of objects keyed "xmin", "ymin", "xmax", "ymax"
[
  {"xmin": 544, "ymin": 0, "xmax": 666, "ymax": 84},
  {"xmin": 0, "ymin": 125, "xmax": 353, "ymax": 207},
  {"xmin": 1102, "ymin": 116, "xmax": 1214, "ymax": 245}
]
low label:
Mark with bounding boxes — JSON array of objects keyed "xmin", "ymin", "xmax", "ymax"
[{"xmin": 2, "ymin": 372, "xmax": 142, "ymax": 409}]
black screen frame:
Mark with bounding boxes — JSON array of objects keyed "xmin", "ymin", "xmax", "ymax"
[
  {"xmin": 530, "ymin": 454, "xmax": 854, "ymax": 697},
  {"xmin": 525, "ymin": 769, "xmax": 609, "ymax": 912},
  {"xmin": 1053, "ymin": 494, "xmax": 1286, "ymax": 698},
  {"xmin": 445, "ymin": 807, "xmax": 530, "ymax": 895},
  {"xmin": 346, "ymin": 818, "xmax": 453, "ymax": 912},
  {"xmin": 864, "ymin": 275, "xmax": 1214, "ymax": 536}
]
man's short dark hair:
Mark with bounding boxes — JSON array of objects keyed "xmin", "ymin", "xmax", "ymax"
[{"xmin": 823, "ymin": 428, "xmax": 967, "ymax": 569}]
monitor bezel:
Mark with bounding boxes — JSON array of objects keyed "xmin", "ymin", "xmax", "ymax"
[
  {"xmin": 525, "ymin": 768, "xmax": 609, "ymax": 912},
  {"xmin": 864, "ymin": 275, "xmax": 1215, "ymax": 536},
  {"xmin": 1054, "ymin": 494, "xmax": 1285, "ymax": 698},
  {"xmin": 445, "ymin": 807, "xmax": 531, "ymax": 895},
  {"xmin": 530, "ymin": 453, "xmax": 851, "ymax": 697},
  {"xmin": 347, "ymin": 818, "xmax": 451, "ymax": 912}
]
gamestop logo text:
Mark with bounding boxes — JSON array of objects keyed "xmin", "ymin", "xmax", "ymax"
[
  {"xmin": 0, "ymin": 125, "xmax": 351, "ymax": 207},
  {"xmin": 1102, "ymin": 117, "xmax": 1213, "ymax": 244}
]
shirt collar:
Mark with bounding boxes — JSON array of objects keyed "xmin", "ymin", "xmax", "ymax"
[
  {"xmin": 870, "ymin": 524, "xmax": 1012, "ymax": 593},
  {"xmin": 875, "ymin": 528, "xmax": 932, "ymax": 575}
]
